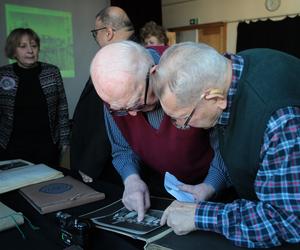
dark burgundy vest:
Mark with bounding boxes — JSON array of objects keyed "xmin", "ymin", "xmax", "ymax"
[{"xmin": 113, "ymin": 113, "xmax": 213, "ymax": 184}]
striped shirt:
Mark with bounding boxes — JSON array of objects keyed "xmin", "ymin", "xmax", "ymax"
[{"xmin": 195, "ymin": 54, "xmax": 300, "ymax": 248}]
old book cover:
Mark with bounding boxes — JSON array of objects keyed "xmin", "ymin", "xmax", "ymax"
[
  {"xmin": 19, "ymin": 176, "xmax": 105, "ymax": 214},
  {"xmin": 81, "ymin": 197, "xmax": 173, "ymax": 249},
  {"xmin": 0, "ymin": 161, "xmax": 63, "ymax": 194},
  {"xmin": 0, "ymin": 201, "xmax": 24, "ymax": 232}
]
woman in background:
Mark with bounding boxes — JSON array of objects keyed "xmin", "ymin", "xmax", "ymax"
[
  {"xmin": 0, "ymin": 28, "xmax": 70, "ymax": 167},
  {"xmin": 140, "ymin": 21, "xmax": 169, "ymax": 46}
]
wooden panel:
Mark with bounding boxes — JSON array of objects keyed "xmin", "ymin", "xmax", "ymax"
[
  {"xmin": 198, "ymin": 24, "xmax": 226, "ymax": 53},
  {"xmin": 169, "ymin": 22, "xmax": 227, "ymax": 53},
  {"xmin": 166, "ymin": 31, "xmax": 176, "ymax": 45}
]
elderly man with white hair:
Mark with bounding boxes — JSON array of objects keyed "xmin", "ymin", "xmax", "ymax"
[
  {"xmin": 152, "ymin": 42, "xmax": 300, "ymax": 248},
  {"xmin": 90, "ymin": 40, "xmax": 229, "ymax": 222}
]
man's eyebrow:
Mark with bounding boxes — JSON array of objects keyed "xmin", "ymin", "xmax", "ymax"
[
  {"xmin": 131, "ymin": 99, "xmax": 141, "ymax": 107},
  {"xmin": 110, "ymin": 98, "xmax": 140, "ymax": 110}
]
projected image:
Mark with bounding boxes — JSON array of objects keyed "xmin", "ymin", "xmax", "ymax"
[{"xmin": 5, "ymin": 4, "xmax": 75, "ymax": 78}]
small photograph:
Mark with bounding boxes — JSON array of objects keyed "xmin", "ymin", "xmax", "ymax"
[{"xmin": 92, "ymin": 207, "xmax": 163, "ymax": 235}]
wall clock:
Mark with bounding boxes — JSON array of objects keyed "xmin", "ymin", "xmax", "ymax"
[{"xmin": 265, "ymin": 0, "xmax": 281, "ymax": 12}]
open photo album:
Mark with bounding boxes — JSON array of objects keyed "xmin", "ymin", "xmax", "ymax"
[{"xmin": 81, "ymin": 197, "xmax": 174, "ymax": 248}]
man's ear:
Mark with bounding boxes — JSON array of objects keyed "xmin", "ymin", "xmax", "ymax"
[
  {"xmin": 203, "ymin": 88, "xmax": 227, "ymax": 109},
  {"xmin": 216, "ymin": 97, "xmax": 227, "ymax": 110},
  {"xmin": 106, "ymin": 27, "xmax": 115, "ymax": 41}
]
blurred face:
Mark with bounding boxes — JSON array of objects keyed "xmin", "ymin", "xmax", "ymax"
[
  {"xmin": 160, "ymin": 88, "xmax": 224, "ymax": 129},
  {"xmin": 144, "ymin": 36, "xmax": 163, "ymax": 46},
  {"xmin": 14, "ymin": 35, "xmax": 39, "ymax": 68},
  {"xmin": 93, "ymin": 18, "xmax": 109, "ymax": 48}
]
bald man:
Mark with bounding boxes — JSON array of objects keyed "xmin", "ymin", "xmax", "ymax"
[
  {"xmin": 71, "ymin": 6, "xmax": 141, "ymax": 183},
  {"xmin": 90, "ymin": 40, "xmax": 230, "ymax": 221}
]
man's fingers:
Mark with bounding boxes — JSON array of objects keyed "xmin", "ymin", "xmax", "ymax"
[
  {"xmin": 136, "ymin": 193, "xmax": 146, "ymax": 222},
  {"xmin": 178, "ymin": 184, "xmax": 194, "ymax": 194},
  {"xmin": 160, "ymin": 208, "xmax": 168, "ymax": 225},
  {"xmin": 137, "ymin": 203, "xmax": 145, "ymax": 222}
]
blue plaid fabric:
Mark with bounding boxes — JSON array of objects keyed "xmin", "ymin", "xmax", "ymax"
[{"xmin": 195, "ymin": 54, "xmax": 300, "ymax": 248}]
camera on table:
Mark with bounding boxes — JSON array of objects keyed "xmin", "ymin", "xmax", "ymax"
[{"xmin": 56, "ymin": 211, "xmax": 92, "ymax": 249}]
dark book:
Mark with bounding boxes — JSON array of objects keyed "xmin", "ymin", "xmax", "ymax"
[{"xmin": 19, "ymin": 176, "xmax": 105, "ymax": 214}]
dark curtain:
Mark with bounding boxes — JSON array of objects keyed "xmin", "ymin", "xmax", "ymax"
[{"xmin": 236, "ymin": 16, "xmax": 300, "ymax": 59}]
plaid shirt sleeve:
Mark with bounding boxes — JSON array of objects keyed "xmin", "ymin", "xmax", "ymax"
[{"xmin": 195, "ymin": 107, "xmax": 300, "ymax": 248}]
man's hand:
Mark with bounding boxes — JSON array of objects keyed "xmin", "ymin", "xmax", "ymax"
[
  {"xmin": 79, "ymin": 170, "xmax": 93, "ymax": 183},
  {"xmin": 179, "ymin": 183, "xmax": 215, "ymax": 202},
  {"xmin": 160, "ymin": 200, "xmax": 197, "ymax": 235},
  {"xmin": 122, "ymin": 174, "xmax": 150, "ymax": 222}
]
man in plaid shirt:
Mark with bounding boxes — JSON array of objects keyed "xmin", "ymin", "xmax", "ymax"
[{"xmin": 152, "ymin": 42, "xmax": 300, "ymax": 248}]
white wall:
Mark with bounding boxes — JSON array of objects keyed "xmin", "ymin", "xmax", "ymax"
[{"xmin": 162, "ymin": 0, "xmax": 300, "ymax": 53}]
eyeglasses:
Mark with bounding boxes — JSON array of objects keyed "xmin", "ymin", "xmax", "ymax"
[
  {"xmin": 171, "ymin": 106, "xmax": 197, "ymax": 130},
  {"xmin": 90, "ymin": 27, "xmax": 107, "ymax": 39},
  {"xmin": 171, "ymin": 88, "xmax": 224, "ymax": 130},
  {"xmin": 108, "ymin": 72, "xmax": 150, "ymax": 116}
]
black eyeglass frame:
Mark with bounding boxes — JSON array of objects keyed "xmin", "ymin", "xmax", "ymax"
[
  {"xmin": 90, "ymin": 27, "xmax": 107, "ymax": 39},
  {"xmin": 171, "ymin": 88, "xmax": 224, "ymax": 130},
  {"xmin": 171, "ymin": 106, "xmax": 196, "ymax": 130},
  {"xmin": 108, "ymin": 72, "xmax": 150, "ymax": 116}
]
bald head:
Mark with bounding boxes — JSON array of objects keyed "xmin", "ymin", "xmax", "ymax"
[
  {"xmin": 95, "ymin": 6, "xmax": 134, "ymax": 32},
  {"xmin": 90, "ymin": 41, "xmax": 154, "ymax": 107}
]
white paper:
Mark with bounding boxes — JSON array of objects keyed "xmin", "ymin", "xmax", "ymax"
[{"xmin": 164, "ymin": 172, "xmax": 194, "ymax": 202}]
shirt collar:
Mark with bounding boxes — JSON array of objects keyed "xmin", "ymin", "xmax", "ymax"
[{"xmin": 217, "ymin": 53, "xmax": 244, "ymax": 126}]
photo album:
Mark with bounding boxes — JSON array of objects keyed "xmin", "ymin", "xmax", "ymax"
[{"xmin": 81, "ymin": 197, "xmax": 174, "ymax": 249}]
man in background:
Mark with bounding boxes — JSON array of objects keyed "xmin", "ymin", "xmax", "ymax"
[{"xmin": 70, "ymin": 6, "xmax": 137, "ymax": 184}]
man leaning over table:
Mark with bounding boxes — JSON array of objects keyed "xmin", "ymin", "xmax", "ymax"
[{"xmin": 151, "ymin": 42, "xmax": 300, "ymax": 248}]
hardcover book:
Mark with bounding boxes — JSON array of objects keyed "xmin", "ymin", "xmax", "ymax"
[
  {"xmin": 81, "ymin": 197, "xmax": 174, "ymax": 249},
  {"xmin": 19, "ymin": 176, "xmax": 105, "ymax": 214},
  {"xmin": 0, "ymin": 201, "xmax": 24, "ymax": 232},
  {"xmin": 0, "ymin": 160, "xmax": 64, "ymax": 194}
]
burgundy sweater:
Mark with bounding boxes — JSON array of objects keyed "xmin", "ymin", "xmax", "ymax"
[{"xmin": 113, "ymin": 113, "xmax": 213, "ymax": 184}]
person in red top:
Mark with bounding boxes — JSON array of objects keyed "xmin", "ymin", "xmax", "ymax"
[{"xmin": 140, "ymin": 21, "xmax": 169, "ymax": 46}]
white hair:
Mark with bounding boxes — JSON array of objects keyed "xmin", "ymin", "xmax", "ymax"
[
  {"xmin": 90, "ymin": 40, "xmax": 154, "ymax": 94},
  {"xmin": 152, "ymin": 42, "xmax": 228, "ymax": 107}
]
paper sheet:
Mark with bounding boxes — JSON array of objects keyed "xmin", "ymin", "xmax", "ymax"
[{"xmin": 164, "ymin": 172, "xmax": 194, "ymax": 202}]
